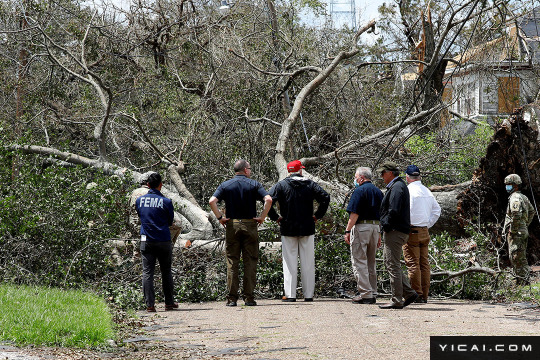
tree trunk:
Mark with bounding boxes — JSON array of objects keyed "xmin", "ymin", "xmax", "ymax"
[{"xmin": 430, "ymin": 182, "xmax": 471, "ymax": 237}]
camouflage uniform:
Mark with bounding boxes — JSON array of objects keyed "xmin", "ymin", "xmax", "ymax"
[
  {"xmin": 129, "ymin": 176, "xmax": 182, "ymax": 260},
  {"xmin": 503, "ymin": 174, "xmax": 535, "ymax": 283}
]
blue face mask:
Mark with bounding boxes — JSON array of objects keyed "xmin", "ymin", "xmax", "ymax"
[
  {"xmin": 506, "ymin": 185, "xmax": 514, "ymax": 193},
  {"xmin": 354, "ymin": 179, "xmax": 359, "ymax": 188}
]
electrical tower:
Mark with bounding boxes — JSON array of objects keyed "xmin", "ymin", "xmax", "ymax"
[{"xmin": 329, "ymin": 0, "xmax": 357, "ymax": 30}]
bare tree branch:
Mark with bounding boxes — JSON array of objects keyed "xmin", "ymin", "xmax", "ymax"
[
  {"xmin": 274, "ymin": 20, "xmax": 377, "ymax": 179},
  {"xmin": 300, "ymin": 104, "xmax": 445, "ymax": 167},
  {"xmin": 431, "ymin": 266, "xmax": 498, "ymax": 282}
]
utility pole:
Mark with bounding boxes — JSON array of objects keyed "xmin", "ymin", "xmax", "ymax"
[{"xmin": 329, "ymin": 0, "xmax": 357, "ymax": 30}]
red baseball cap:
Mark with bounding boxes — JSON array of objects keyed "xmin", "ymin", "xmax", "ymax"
[{"xmin": 287, "ymin": 160, "xmax": 305, "ymax": 173}]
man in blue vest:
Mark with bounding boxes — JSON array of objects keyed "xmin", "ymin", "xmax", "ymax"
[{"xmin": 136, "ymin": 172, "xmax": 178, "ymax": 312}]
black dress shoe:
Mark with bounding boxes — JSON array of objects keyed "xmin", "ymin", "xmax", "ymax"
[
  {"xmin": 403, "ymin": 292, "xmax": 419, "ymax": 307},
  {"xmin": 304, "ymin": 298, "xmax": 313, "ymax": 302},
  {"xmin": 282, "ymin": 297, "xmax": 296, "ymax": 302},
  {"xmin": 352, "ymin": 296, "xmax": 376, "ymax": 304},
  {"xmin": 244, "ymin": 301, "xmax": 257, "ymax": 306},
  {"xmin": 378, "ymin": 302, "xmax": 404, "ymax": 309},
  {"xmin": 414, "ymin": 297, "xmax": 427, "ymax": 304},
  {"xmin": 226, "ymin": 301, "xmax": 237, "ymax": 307}
]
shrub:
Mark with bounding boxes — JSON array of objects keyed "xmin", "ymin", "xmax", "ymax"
[{"xmin": 0, "ymin": 152, "xmax": 131, "ymax": 288}]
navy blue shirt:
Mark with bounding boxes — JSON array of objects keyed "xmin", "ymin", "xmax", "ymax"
[
  {"xmin": 212, "ymin": 175, "xmax": 268, "ymax": 219},
  {"xmin": 136, "ymin": 189, "xmax": 174, "ymax": 242},
  {"xmin": 346, "ymin": 181, "xmax": 383, "ymax": 222}
]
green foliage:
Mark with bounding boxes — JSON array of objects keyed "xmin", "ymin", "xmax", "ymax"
[
  {"xmin": 429, "ymin": 231, "xmax": 498, "ymax": 300},
  {"xmin": 0, "ymin": 153, "xmax": 131, "ymax": 287},
  {"xmin": 497, "ymin": 280, "xmax": 540, "ymax": 305},
  {"xmin": 0, "ymin": 284, "xmax": 114, "ymax": 348},
  {"xmin": 257, "ymin": 226, "xmax": 285, "ymax": 298},
  {"xmin": 174, "ymin": 248, "xmax": 227, "ymax": 302},
  {"xmin": 314, "ymin": 205, "xmax": 356, "ymax": 295},
  {"xmin": 405, "ymin": 122, "xmax": 493, "ymax": 185}
]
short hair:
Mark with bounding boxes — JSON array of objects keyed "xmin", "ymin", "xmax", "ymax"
[
  {"xmin": 355, "ymin": 167, "xmax": 372, "ymax": 180},
  {"xmin": 234, "ymin": 159, "xmax": 249, "ymax": 173},
  {"xmin": 407, "ymin": 174, "xmax": 421, "ymax": 181},
  {"xmin": 139, "ymin": 171, "xmax": 157, "ymax": 185},
  {"xmin": 391, "ymin": 170, "xmax": 400, "ymax": 177},
  {"xmin": 146, "ymin": 172, "xmax": 162, "ymax": 189}
]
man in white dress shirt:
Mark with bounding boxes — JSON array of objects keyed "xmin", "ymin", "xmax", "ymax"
[{"xmin": 403, "ymin": 165, "xmax": 441, "ymax": 303}]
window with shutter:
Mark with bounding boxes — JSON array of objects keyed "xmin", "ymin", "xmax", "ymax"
[{"xmin": 498, "ymin": 77, "xmax": 520, "ymax": 114}]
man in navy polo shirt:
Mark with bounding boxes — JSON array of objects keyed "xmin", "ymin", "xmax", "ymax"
[
  {"xmin": 344, "ymin": 167, "xmax": 383, "ymax": 304},
  {"xmin": 209, "ymin": 159, "xmax": 272, "ymax": 307},
  {"xmin": 136, "ymin": 172, "xmax": 178, "ymax": 312}
]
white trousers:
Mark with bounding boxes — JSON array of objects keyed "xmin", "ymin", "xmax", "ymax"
[{"xmin": 282, "ymin": 235, "xmax": 315, "ymax": 299}]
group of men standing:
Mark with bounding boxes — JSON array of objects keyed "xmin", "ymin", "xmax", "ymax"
[
  {"xmin": 209, "ymin": 159, "xmax": 330, "ymax": 306},
  {"xmin": 344, "ymin": 161, "xmax": 441, "ymax": 309},
  {"xmin": 132, "ymin": 159, "xmax": 535, "ymax": 311}
]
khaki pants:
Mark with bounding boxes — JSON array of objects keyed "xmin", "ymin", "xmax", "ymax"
[
  {"xmin": 403, "ymin": 227, "xmax": 430, "ymax": 300},
  {"xmin": 225, "ymin": 219, "xmax": 259, "ymax": 302},
  {"xmin": 350, "ymin": 224, "xmax": 379, "ymax": 299},
  {"xmin": 383, "ymin": 230, "xmax": 415, "ymax": 305}
]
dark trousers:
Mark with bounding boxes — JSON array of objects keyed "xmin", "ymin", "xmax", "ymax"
[
  {"xmin": 383, "ymin": 230, "xmax": 416, "ymax": 305},
  {"xmin": 225, "ymin": 219, "xmax": 259, "ymax": 302},
  {"xmin": 141, "ymin": 241, "xmax": 174, "ymax": 307}
]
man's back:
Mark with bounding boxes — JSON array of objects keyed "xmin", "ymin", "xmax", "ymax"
[
  {"xmin": 380, "ymin": 177, "xmax": 410, "ymax": 234},
  {"xmin": 408, "ymin": 181, "xmax": 441, "ymax": 228},
  {"xmin": 505, "ymin": 191, "xmax": 535, "ymax": 229},
  {"xmin": 269, "ymin": 175, "xmax": 330, "ymax": 236},
  {"xmin": 213, "ymin": 175, "xmax": 267, "ymax": 219},
  {"xmin": 136, "ymin": 189, "xmax": 174, "ymax": 242},
  {"xmin": 347, "ymin": 181, "xmax": 383, "ymax": 220}
]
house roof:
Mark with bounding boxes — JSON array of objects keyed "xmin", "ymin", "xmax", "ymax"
[{"xmin": 447, "ymin": 7, "xmax": 540, "ymax": 71}]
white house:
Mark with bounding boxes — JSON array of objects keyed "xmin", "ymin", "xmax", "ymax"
[{"xmin": 446, "ymin": 8, "xmax": 540, "ymax": 120}]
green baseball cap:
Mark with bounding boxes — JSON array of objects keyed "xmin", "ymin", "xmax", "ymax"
[{"xmin": 376, "ymin": 161, "xmax": 400, "ymax": 174}]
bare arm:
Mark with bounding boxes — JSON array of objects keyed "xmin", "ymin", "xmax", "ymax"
[
  {"xmin": 209, "ymin": 196, "xmax": 229, "ymax": 227},
  {"xmin": 254, "ymin": 195, "xmax": 273, "ymax": 225},
  {"xmin": 344, "ymin": 212, "xmax": 359, "ymax": 245}
]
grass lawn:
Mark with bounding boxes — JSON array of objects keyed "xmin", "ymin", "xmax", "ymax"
[{"xmin": 0, "ymin": 284, "xmax": 114, "ymax": 348}]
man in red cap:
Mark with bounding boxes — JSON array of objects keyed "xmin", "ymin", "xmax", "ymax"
[{"xmin": 268, "ymin": 160, "xmax": 330, "ymax": 302}]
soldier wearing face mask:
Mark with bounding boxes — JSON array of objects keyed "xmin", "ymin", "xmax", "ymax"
[
  {"xmin": 344, "ymin": 167, "xmax": 384, "ymax": 304},
  {"xmin": 503, "ymin": 174, "xmax": 535, "ymax": 284}
]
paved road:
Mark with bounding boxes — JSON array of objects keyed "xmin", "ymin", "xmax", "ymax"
[
  {"xmin": 134, "ymin": 298, "xmax": 539, "ymax": 359},
  {"xmin": 2, "ymin": 298, "xmax": 539, "ymax": 359}
]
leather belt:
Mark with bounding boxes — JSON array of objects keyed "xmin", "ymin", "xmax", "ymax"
[
  {"xmin": 358, "ymin": 220, "xmax": 380, "ymax": 225},
  {"xmin": 231, "ymin": 219, "xmax": 256, "ymax": 223},
  {"xmin": 410, "ymin": 226, "xmax": 428, "ymax": 229}
]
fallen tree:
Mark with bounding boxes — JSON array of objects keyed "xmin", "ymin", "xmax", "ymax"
[
  {"xmin": 456, "ymin": 108, "xmax": 540, "ymax": 264},
  {"xmin": 422, "ymin": 108, "xmax": 540, "ymax": 263}
]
